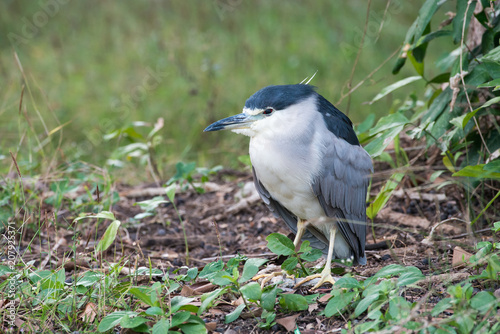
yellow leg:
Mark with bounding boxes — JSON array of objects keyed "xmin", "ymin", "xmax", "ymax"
[
  {"xmin": 293, "ymin": 219, "xmax": 308, "ymax": 249},
  {"xmin": 253, "ymin": 219, "xmax": 308, "ymax": 287},
  {"xmin": 294, "ymin": 227, "xmax": 337, "ymax": 290}
]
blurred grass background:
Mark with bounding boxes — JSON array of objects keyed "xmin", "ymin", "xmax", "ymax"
[{"xmin": 0, "ymin": 0, "xmax": 450, "ymax": 181}]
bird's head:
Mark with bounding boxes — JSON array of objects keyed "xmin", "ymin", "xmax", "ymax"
[{"xmin": 204, "ymin": 84, "xmax": 319, "ymax": 137}]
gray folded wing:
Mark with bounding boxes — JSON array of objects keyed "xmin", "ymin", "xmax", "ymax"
[{"xmin": 312, "ymin": 136, "xmax": 373, "ymax": 265}]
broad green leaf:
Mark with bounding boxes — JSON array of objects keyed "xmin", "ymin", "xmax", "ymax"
[
  {"xmin": 298, "ymin": 240, "xmax": 312, "ymax": 253},
  {"xmin": 373, "ymin": 264, "xmax": 406, "ymax": 278},
  {"xmin": 239, "ymin": 258, "xmax": 268, "ymax": 283},
  {"xmin": 431, "ymin": 297, "xmax": 453, "ymax": 316},
  {"xmin": 478, "ymin": 78, "xmax": 500, "ymax": 88},
  {"xmin": 170, "ymin": 296, "xmax": 195, "ymax": 314},
  {"xmin": 470, "ymin": 291, "xmax": 496, "ymax": 314},
  {"xmin": 452, "ymin": 0, "xmax": 476, "ymax": 44},
  {"xmin": 225, "ymin": 304, "xmax": 245, "ymax": 323},
  {"xmin": 370, "ymin": 76, "xmax": 422, "ymax": 103},
  {"xmin": 279, "ymin": 294, "xmax": 308, "ymax": 311},
  {"xmin": 397, "ymin": 268, "xmax": 425, "ymax": 287},
  {"xmin": 334, "ymin": 276, "xmax": 362, "ymax": 289},
  {"xmin": 240, "ymin": 282, "xmax": 262, "ymax": 301},
  {"xmin": 199, "ymin": 288, "xmax": 226, "ymax": 315},
  {"xmin": 281, "ymin": 257, "xmax": 298, "ymax": 271},
  {"xmin": 300, "ymin": 249, "xmax": 323, "ymax": 262},
  {"xmin": 324, "ymin": 291, "xmax": 356, "ymax": 317},
  {"xmin": 95, "ymin": 220, "xmax": 120, "ymax": 253},
  {"xmin": 453, "ymin": 161, "xmax": 500, "ymax": 179},
  {"xmin": 171, "ymin": 311, "xmax": 191, "ymax": 327},
  {"xmin": 266, "ymin": 233, "xmax": 295, "ymax": 256},
  {"xmin": 152, "ymin": 319, "xmax": 170, "ymax": 334},
  {"xmin": 134, "ymin": 196, "xmax": 168, "ymax": 212},
  {"xmin": 177, "ymin": 315, "xmax": 207, "ymax": 334},
  {"xmin": 145, "ymin": 306, "xmax": 164, "ymax": 316},
  {"xmin": 354, "ymin": 292, "xmax": 380, "ymax": 317},
  {"xmin": 120, "ymin": 315, "xmax": 148, "ymax": 329},
  {"xmin": 98, "ymin": 311, "xmax": 138, "ymax": 332},
  {"xmin": 388, "ymin": 296, "xmax": 411, "ymax": 320},
  {"xmin": 261, "ymin": 285, "xmax": 278, "ymax": 311}
]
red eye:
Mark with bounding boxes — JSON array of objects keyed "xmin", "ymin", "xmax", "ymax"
[{"xmin": 263, "ymin": 108, "xmax": 274, "ymax": 115}]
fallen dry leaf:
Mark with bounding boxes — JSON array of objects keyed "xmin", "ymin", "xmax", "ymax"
[
  {"xmin": 276, "ymin": 314, "xmax": 300, "ymax": 332},
  {"xmin": 308, "ymin": 303, "xmax": 318, "ymax": 313},
  {"xmin": 80, "ymin": 302, "xmax": 98, "ymax": 323},
  {"xmin": 452, "ymin": 246, "xmax": 473, "ymax": 267}
]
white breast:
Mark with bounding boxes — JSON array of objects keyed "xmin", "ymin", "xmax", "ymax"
[{"xmin": 248, "ymin": 96, "xmax": 327, "ymax": 220}]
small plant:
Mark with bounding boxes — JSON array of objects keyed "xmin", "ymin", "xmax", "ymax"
[{"xmin": 167, "ymin": 161, "xmax": 222, "ymax": 194}]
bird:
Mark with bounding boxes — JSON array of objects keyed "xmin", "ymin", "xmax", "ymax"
[{"xmin": 204, "ymin": 83, "xmax": 373, "ymax": 289}]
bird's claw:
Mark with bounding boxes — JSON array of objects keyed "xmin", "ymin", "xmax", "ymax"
[
  {"xmin": 293, "ymin": 271, "xmax": 336, "ymax": 290},
  {"xmin": 252, "ymin": 271, "xmax": 292, "ymax": 288}
]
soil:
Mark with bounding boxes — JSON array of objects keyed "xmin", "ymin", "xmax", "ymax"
[{"xmin": 8, "ymin": 141, "xmax": 500, "ymax": 333}]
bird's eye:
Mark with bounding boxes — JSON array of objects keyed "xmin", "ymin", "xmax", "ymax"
[{"xmin": 263, "ymin": 108, "xmax": 274, "ymax": 115}]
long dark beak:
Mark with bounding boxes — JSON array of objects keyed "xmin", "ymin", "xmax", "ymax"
[{"xmin": 204, "ymin": 113, "xmax": 257, "ymax": 132}]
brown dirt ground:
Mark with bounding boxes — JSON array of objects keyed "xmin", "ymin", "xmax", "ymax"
[{"xmin": 10, "ymin": 141, "xmax": 500, "ymax": 333}]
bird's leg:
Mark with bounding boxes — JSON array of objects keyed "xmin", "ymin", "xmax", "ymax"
[
  {"xmin": 293, "ymin": 226, "xmax": 337, "ymax": 290},
  {"xmin": 253, "ymin": 219, "xmax": 309, "ymax": 288},
  {"xmin": 293, "ymin": 219, "xmax": 309, "ymax": 250}
]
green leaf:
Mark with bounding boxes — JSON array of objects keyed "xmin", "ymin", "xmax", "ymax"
[
  {"xmin": 98, "ymin": 311, "xmax": 138, "ymax": 332},
  {"xmin": 453, "ymin": 161, "xmax": 500, "ymax": 179},
  {"xmin": 266, "ymin": 233, "xmax": 295, "ymax": 256},
  {"xmin": 129, "ymin": 287, "xmax": 157, "ymax": 307},
  {"xmin": 165, "ymin": 184, "xmax": 176, "ymax": 202},
  {"xmin": 281, "ymin": 257, "xmax": 298, "ymax": 271},
  {"xmin": 324, "ymin": 291, "xmax": 357, "ymax": 317},
  {"xmin": 171, "ymin": 311, "xmax": 191, "ymax": 327},
  {"xmin": 478, "ymin": 78, "xmax": 500, "ymax": 88},
  {"xmin": 373, "ymin": 264, "xmax": 406, "ymax": 278},
  {"xmin": 431, "ymin": 297, "xmax": 453, "ymax": 316},
  {"xmin": 239, "ymin": 258, "xmax": 268, "ymax": 283},
  {"xmin": 261, "ymin": 285, "xmax": 278, "ymax": 312},
  {"xmin": 95, "ymin": 220, "xmax": 120, "ymax": 254},
  {"xmin": 334, "ymin": 276, "xmax": 362, "ymax": 289},
  {"xmin": 120, "ymin": 315, "xmax": 149, "ymax": 329},
  {"xmin": 300, "ymin": 249, "xmax": 323, "ymax": 262},
  {"xmin": 225, "ymin": 304, "xmax": 245, "ymax": 323},
  {"xmin": 199, "ymin": 288, "xmax": 226, "ymax": 315},
  {"xmin": 414, "ymin": 0, "xmax": 441, "ymax": 42},
  {"xmin": 452, "ymin": 0, "xmax": 476, "ymax": 44},
  {"xmin": 415, "ymin": 30, "xmax": 453, "ymax": 47},
  {"xmin": 170, "ymin": 296, "xmax": 195, "ymax": 314},
  {"xmin": 397, "ymin": 268, "xmax": 425, "ymax": 287},
  {"xmin": 134, "ymin": 196, "xmax": 168, "ymax": 212},
  {"xmin": 152, "ymin": 319, "xmax": 170, "ymax": 334},
  {"xmin": 370, "ymin": 76, "xmax": 422, "ymax": 103},
  {"xmin": 145, "ymin": 306, "xmax": 164, "ymax": 316},
  {"xmin": 493, "ymin": 221, "xmax": 500, "ymax": 232},
  {"xmin": 240, "ymin": 282, "xmax": 262, "ymax": 301},
  {"xmin": 470, "ymin": 291, "xmax": 496, "ymax": 314},
  {"xmin": 298, "ymin": 240, "xmax": 312, "ymax": 253},
  {"xmin": 354, "ymin": 292, "xmax": 380, "ymax": 317},
  {"xmin": 177, "ymin": 315, "xmax": 207, "ymax": 334},
  {"xmin": 279, "ymin": 294, "xmax": 309, "ymax": 311},
  {"xmin": 74, "ymin": 210, "xmax": 116, "ymax": 223}
]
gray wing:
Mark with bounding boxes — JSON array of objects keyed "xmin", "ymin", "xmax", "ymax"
[
  {"xmin": 252, "ymin": 167, "xmax": 329, "ymax": 254},
  {"xmin": 312, "ymin": 136, "xmax": 373, "ymax": 265}
]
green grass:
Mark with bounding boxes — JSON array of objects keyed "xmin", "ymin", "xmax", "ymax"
[{"xmin": 0, "ymin": 0, "xmax": 432, "ymax": 177}]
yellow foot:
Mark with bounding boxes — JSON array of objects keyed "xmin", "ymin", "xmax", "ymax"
[
  {"xmin": 252, "ymin": 271, "xmax": 293, "ymax": 288},
  {"xmin": 293, "ymin": 271, "xmax": 336, "ymax": 290}
]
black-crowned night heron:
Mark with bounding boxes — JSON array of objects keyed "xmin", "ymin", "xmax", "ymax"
[{"xmin": 204, "ymin": 84, "xmax": 373, "ymax": 289}]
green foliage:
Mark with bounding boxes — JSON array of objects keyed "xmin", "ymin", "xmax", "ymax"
[
  {"xmin": 167, "ymin": 161, "xmax": 222, "ymax": 194},
  {"xmin": 367, "ymin": 0, "xmax": 500, "ymax": 228}
]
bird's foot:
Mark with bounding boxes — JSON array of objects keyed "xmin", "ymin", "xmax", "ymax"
[
  {"xmin": 252, "ymin": 271, "xmax": 293, "ymax": 288},
  {"xmin": 293, "ymin": 270, "xmax": 336, "ymax": 290}
]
